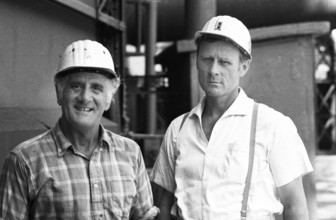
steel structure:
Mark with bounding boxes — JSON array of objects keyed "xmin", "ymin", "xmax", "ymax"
[
  {"xmin": 315, "ymin": 35, "xmax": 336, "ymax": 154},
  {"xmin": 46, "ymin": 0, "xmax": 126, "ymax": 31}
]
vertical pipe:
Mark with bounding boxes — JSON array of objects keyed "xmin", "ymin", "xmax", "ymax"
[
  {"xmin": 184, "ymin": 0, "xmax": 216, "ymax": 107},
  {"xmin": 136, "ymin": 0, "xmax": 142, "ymax": 53},
  {"xmin": 145, "ymin": 0, "xmax": 157, "ymax": 134},
  {"xmin": 184, "ymin": 0, "xmax": 217, "ymax": 39},
  {"xmin": 120, "ymin": 0, "xmax": 129, "ymax": 134}
]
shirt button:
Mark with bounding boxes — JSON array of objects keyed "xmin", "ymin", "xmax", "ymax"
[{"xmin": 94, "ymin": 183, "xmax": 98, "ymax": 188}]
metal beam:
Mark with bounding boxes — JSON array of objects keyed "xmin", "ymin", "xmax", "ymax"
[
  {"xmin": 48, "ymin": 0, "xmax": 126, "ymax": 31},
  {"xmin": 145, "ymin": 0, "xmax": 158, "ymax": 134}
]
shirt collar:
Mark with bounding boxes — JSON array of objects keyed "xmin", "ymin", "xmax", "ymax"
[
  {"xmin": 52, "ymin": 121, "xmax": 112, "ymax": 156},
  {"xmin": 100, "ymin": 125, "xmax": 114, "ymax": 150},
  {"xmin": 190, "ymin": 88, "xmax": 254, "ymax": 119},
  {"xmin": 224, "ymin": 88, "xmax": 254, "ymax": 116}
]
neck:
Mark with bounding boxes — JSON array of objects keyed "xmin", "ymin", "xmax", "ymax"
[
  {"xmin": 203, "ymin": 89, "xmax": 239, "ymax": 118},
  {"xmin": 59, "ymin": 118, "xmax": 100, "ymax": 158},
  {"xmin": 201, "ymin": 89, "xmax": 239, "ymax": 140}
]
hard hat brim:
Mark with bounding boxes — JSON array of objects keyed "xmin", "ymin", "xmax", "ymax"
[
  {"xmin": 55, "ymin": 67, "xmax": 118, "ymax": 80},
  {"xmin": 195, "ymin": 31, "xmax": 252, "ymax": 59}
]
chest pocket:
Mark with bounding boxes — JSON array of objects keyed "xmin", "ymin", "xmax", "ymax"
[
  {"xmin": 225, "ymin": 142, "xmax": 250, "ymax": 183},
  {"xmin": 225, "ymin": 141, "xmax": 267, "ymax": 184}
]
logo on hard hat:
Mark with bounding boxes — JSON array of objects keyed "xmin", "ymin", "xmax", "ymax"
[{"xmin": 214, "ymin": 21, "xmax": 222, "ymax": 30}]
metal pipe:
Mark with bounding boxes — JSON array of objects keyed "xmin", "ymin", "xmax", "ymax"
[
  {"xmin": 184, "ymin": 0, "xmax": 216, "ymax": 107},
  {"xmin": 123, "ymin": 132, "xmax": 164, "ymax": 139},
  {"xmin": 135, "ymin": 0, "xmax": 143, "ymax": 52},
  {"xmin": 145, "ymin": 0, "xmax": 158, "ymax": 134},
  {"xmin": 185, "ymin": 0, "xmax": 217, "ymax": 39},
  {"xmin": 120, "ymin": 0, "xmax": 130, "ymax": 134}
]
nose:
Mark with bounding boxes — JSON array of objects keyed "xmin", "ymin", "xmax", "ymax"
[
  {"xmin": 78, "ymin": 87, "xmax": 92, "ymax": 102},
  {"xmin": 210, "ymin": 61, "xmax": 220, "ymax": 75}
]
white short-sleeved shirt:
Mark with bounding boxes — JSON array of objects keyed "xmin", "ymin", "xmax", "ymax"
[{"xmin": 151, "ymin": 89, "xmax": 313, "ymax": 220}]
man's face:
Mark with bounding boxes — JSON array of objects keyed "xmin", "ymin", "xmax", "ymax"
[
  {"xmin": 57, "ymin": 72, "xmax": 111, "ymax": 131},
  {"xmin": 196, "ymin": 40, "xmax": 250, "ymax": 99}
]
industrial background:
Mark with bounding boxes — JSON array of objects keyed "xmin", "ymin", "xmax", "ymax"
[{"xmin": 1, "ymin": 0, "xmax": 336, "ymax": 219}]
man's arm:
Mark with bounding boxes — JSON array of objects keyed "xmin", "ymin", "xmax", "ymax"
[
  {"xmin": 154, "ymin": 184, "xmax": 174, "ymax": 220},
  {"xmin": 277, "ymin": 176, "xmax": 309, "ymax": 220},
  {"xmin": 0, "ymin": 153, "xmax": 29, "ymax": 220},
  {"xmin": 130, "ymin": 147, "xmax": 159, "ymax": 220}
]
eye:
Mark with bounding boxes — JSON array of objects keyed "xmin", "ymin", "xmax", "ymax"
[
  {"xmin": 70, "ymin": 83, "xmax": 81, "ymax": 91},
  {"xmin": 219, "ymin": 60, "xmax": 231, "ymax": 66},
  {"xmin": 202, "ymin": 57, "xmax": 213, "ymax": 64},
  {"xmin": 91, "ymin": 85, "xmax": 104, "ymax": 94}
]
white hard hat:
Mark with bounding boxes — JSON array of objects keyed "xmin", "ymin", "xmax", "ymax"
[
  {"xmin": 55, "ymin": 40, "xmax": 118, "ymax": 79},
  {"xmin": 195, "ymin": 15, "xmax": 252, "ymax": 59}
]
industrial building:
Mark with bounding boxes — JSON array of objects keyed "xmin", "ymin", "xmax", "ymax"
[{"xmin": 1, "ymin": 0, "xmax": 336, "ymax": 219}]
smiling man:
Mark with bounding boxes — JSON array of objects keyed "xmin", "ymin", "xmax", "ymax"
[{"xmin": 0, "ymin": 40, "xmax": 158, "ymax": 220}]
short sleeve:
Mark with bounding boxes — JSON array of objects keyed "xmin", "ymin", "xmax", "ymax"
[
  {"xmin": 150, "ymin": 120, "xmax": 179, "ymax": 193},
  {"xmin": 268, "ymin": 116, "xmax": 313, "ymax": 187}
]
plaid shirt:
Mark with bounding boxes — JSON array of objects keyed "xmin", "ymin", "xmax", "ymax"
[{"xmin": 0, "ymin": 122, "xmax": 154, "ymax": 220}]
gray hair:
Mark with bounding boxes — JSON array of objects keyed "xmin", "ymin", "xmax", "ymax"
[{"xmin": 54, "ymin": 74, "xmax": 121, "ymax": 107}]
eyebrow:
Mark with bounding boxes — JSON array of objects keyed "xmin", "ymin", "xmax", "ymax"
[
  {"xmin": 91, "ymin": 82, "xmax": 105, "ymax": 89},
  {"xmin": 67, "ymin": 78, "xmax": 106, "ymax": 87}
]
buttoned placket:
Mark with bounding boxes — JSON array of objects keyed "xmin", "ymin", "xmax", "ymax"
[
  {"xmin": 200, "ymin": 115, "xmax": 227, "ymax": 220},
  {"xmin": 89, "ymin": 145, "xmax": 105, "ymax": 220},
  {"xmin": 199, "ymin": 120, "xmax": 211, "ymax": 220}
]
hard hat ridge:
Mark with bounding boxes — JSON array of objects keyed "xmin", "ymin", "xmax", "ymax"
[
  {"xmin": 195, "ymin": 15, "xmax": 252, "ymax": 59},
  {"xmin": 55, "ymin": 39, "xmax": 118, "ymax": 79}
]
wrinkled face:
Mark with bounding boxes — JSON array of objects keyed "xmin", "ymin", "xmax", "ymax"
[
  {"xmin": 57, "ymin": 72, "xmax": 112, "ymax": 131},
  {"xmin": 197, "ymin": 40, "xmax": 250, "ymax": 99}
]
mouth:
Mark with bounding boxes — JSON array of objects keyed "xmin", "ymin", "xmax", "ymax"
[
  {"xmin": 209, "ymin": 81, "xmax": 220, "ymax": 84},
  {"xmin": 75, "ymin": 106, "xmax": 93, "ymax": 112}
]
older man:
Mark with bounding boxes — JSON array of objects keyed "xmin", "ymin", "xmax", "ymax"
[{"xmin": 0, "ymin": 40, "xmax": 158, "ymax": 220}]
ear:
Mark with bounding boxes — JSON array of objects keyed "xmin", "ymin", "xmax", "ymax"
[
  {"xmin": 104, "ymin": 96, "xmax": 113, "ymax": 111},
  {"xmin": 104, "ymin": 102, "xmax": 111, "ymax": 111},
  {"xmin": 239, "ymin": 59, "xmax": 251, "ymax": 77},
  {"xmin": 55, "ymin": 87, "xmax": 63, "ymax": 106},
  {"xmin": 196, "ymin": 56, "xmax": 200, "ymax": 70},
  {"xmin": 57, "ymin": 98, "xmax": 62, "ymax": 106}
]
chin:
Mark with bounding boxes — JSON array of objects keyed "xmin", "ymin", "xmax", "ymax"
[
  {"xmin": 206, "ymin": 90, "xmax": 224, "ymax": 97},
  {"xmin": 71, "ymin": 120, "xmax": 97, "ymax": 129}
]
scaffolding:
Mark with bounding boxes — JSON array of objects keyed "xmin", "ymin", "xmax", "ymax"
[{"xmin": 315, "ymin": 33, "xmax": 336, "ymax": 154}]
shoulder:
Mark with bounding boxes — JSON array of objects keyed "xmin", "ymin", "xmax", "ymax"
[
  {"xmin": 170, "ymin": 112, "xmax": 192, "ymax": 132},
  {"xmin": 2, "ymin": 130, "xmax": 54, "ymax": 175},
  {"xmin": 159, "ymin": 112, "xmax": 192, "ymax": 151},
  {"xmin": 9, "ymin": 130, "xmax": 53, "ymax": 162},
  {"xmin": 257, "ymin": 103, "xmax": 295, "ymax": 128},
  {"xmin": 257, "ymin": 103, "xmax": 286, "ymax": 118},
  {"xmin": 103, "ymin": 129, "xmax": 142, "ymax": 156}
]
